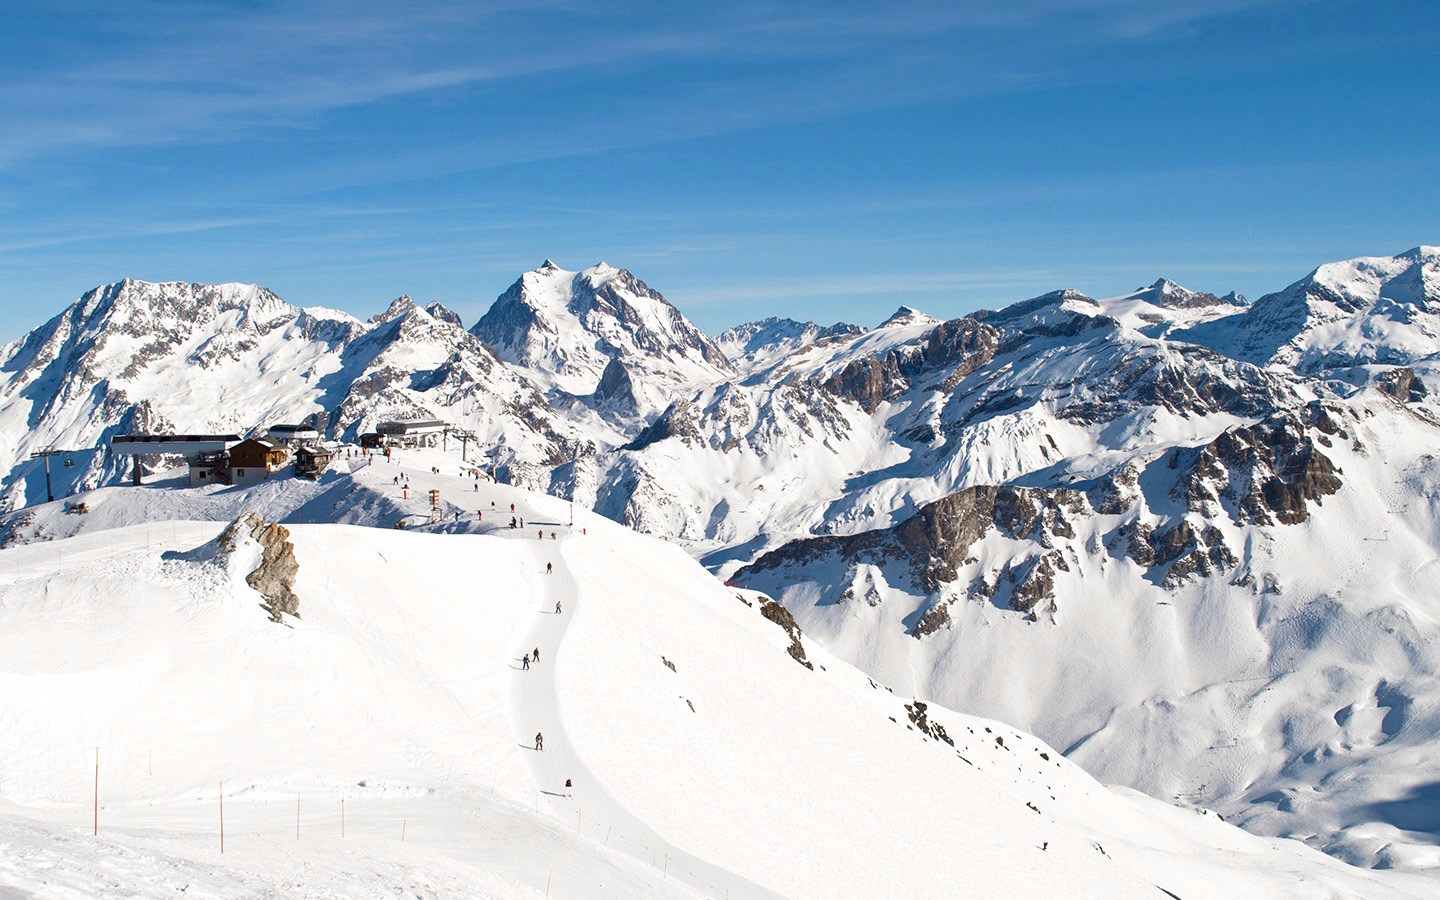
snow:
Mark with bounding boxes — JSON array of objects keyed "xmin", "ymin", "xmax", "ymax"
[
  {"xmin": 1179, "ymin": 246, "xmax": 1440, "ymax": 381},
  {"xmin": 2, "ymin": 462, "xmax": 1434, "ymax": 896},
  {"xmin": 714, "ymin": 317, "xmax": 861, "ymax": 374},
  {"xmin": 470, "ymin": 261, "xmax": 733, "ymax": 420},
  {"xmin": 3, "ymin": 247, "xmax": 1440, "ymax": 887},
  {"xmin": 0, "ymin": 517, "xmax": 686, "ymax": 897},
  {"xmin": 739, "ymin": 391, "xmax": 1440, "ymax": 872}
]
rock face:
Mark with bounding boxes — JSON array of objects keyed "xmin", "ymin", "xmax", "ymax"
[
  {"xmin": 756, "ymin": 595, "xmax": 813, "ymax": 670},
  {"xmin": 818, "ymin": 317, "xmax": 999, "ymax": 414},
  {"xmin": 737, "ymin": 407, "xmax": 1349, "ymax": 615},
  {"xmin": 218, "ymin": 513, "xmax": 301, "ymax": 623},
  {"xmin": 736, "ymin": 485, "xmax": 1089, "ymax": 622},
  {"xmin": 1175, "ymin": 412, "xmax": 1343, "ymax": 527},
  {"xmin": 1376, "ymin": 366, "xmax": 1429, "ymax": 402}
]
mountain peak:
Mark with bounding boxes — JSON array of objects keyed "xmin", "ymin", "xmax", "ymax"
[
  {"xmin": 879, "ymin": 306, "xmax": 937, "ymax": 328},
  {"xmin": 581, "ymin": 262, "xmax": 624, "ymax": 289},
  {"xmin": 369, "ymin": 295, "xmax": 418, "ymax": 325},
  {"xmin": 423, "ymin": 301, "xmax": 463, "ymax": 328},
  {"xmin": 1135, "ymin": 279, "xmax": 1241, "ymax": 311},
  {"xmin": 471, "ymin": 260, "xmax": 733, "ymax": 416}
]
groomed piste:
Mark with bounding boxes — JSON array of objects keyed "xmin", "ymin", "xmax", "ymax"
[{"xmin": 0, "ymin": 450, "xmax": 1435, "ymax": 898}]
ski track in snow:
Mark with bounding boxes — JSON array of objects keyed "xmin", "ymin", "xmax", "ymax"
[{"xmin": 503, "ymin": 513, "xmax": 780, "ymax": 900}]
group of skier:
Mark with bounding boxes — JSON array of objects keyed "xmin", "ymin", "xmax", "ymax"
[{"xmin": 525, "ymin": 636, "xmax": 571, "ymax": 799}]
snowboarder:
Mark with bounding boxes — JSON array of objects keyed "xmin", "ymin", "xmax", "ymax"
[
  {"xmin": 522, "ymin": 654, "xmax": 530, "ymax": 670},
  {"xmin": 535, "ymin": 732, "xmax": 544, "ymax": 751},
  {"xmin": 546, "ymin": 562, "xmax": 553, "ymax": 574},
  {"xmin": 551, "ymin": 532, "xmax": 557, "ymax": 540}
]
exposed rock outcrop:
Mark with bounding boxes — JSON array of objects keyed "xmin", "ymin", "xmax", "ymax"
[
  {"xmin": 1175, "ymin": 414, "xmax": 1342, "ymax": 527},
  {"xmin": 758, "ymin": 595, "xmax": 813, "ymax": 670},
  {"xmin": 739, "ymin": 485, "xmax": 1089, "ymax": 619},
  {"xmin": 905, "ymin": 700, "xmax": 954, "ymax": 745},
  {"xmin": 819, "ymin": 317, "xmax": 999, "ymax": 413},
  {"xmin": 896, "ymin": 486, "xmax": 1086, "ymax": 591},
  {"xmin": 217, "ymin": 513, "xmax": 301, "ymax": 623},
  {"xmin": 1004, "ymin": 550, "xmax": 1067, "ymax": 616},
  {"xmin": 1376, "ymin": 366, "xmax": 1428, "ymax": 403}
]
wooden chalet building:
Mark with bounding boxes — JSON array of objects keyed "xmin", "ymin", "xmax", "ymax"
[
  {"xmin": 295, "ymin": 444, "xmax": 335, "ymax": 479},
  {"xmin": 191, "ymin": 437, "xmax": 290, "ymax": 487}
]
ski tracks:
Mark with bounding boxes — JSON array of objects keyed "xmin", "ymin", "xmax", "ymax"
[{"xmin": 504, "ymin": 524, "xmax": 782, "ymax": 900}]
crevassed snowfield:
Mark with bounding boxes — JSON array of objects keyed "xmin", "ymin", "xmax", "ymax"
[{"xmin": 0, "ymin": 454, "xmax": 1436, "ymax": 897}]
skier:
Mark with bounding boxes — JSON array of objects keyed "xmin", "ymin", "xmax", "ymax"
[
  {"xmin": 538, "ymin": 530, "xmax": 544, "ymax": 540},
  {"xmin": 474, "ymin": 483, "xmax": 478, "ymax": 492},
  {"xmin": 522, "ymin": 654, "xmax": 530, "ymax": 670},
  {"xmin": 510, "ymin": 503, "xmax": 515, "ymax": 512},
  {"xmin": 546, "ymin": 562, "xmax": 553, "ymax": 574},
  {"xmin": 533, "ymin": 646, "xmax": 540, "ymax": 662},
  {"xmin": 535, "ymin": 732, "xmax": 544, "ymax": 751},
  {"xmin": 564, "ymin": 778, "xmax": 573, "ymax": 797},
  {"xmin": 555, "ymin": 600, "xmax": 562, "ymax": 615},
  {"xmin": 551, "ymin": 532, "xmax": 557, "ymax": 540}
]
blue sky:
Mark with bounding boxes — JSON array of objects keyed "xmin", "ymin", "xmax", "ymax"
[{"xmin": 0, "ymin": 0, "xmax": 1435, "ymax": 340}]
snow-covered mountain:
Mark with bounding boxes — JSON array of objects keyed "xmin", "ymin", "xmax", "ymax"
[
  {"xmin": 1180, "ymin": 246, "xmax": 1440, "ymax": 387},
  {"xmin": 1, "ymin": 456, "xmax": 1433, "ymax": 898},
  {"xmin": 0, "ymin": 279, "xmax": 588, "ymax": 509},
  {"xmin": 3, "ymin": 247, "xmax": 1440, "ymax": 877},
  {"xmin": 716, "ymin": 315, "xmax": 863, "ymax": 371},
  {"xmin": 471, "ymin": 260, "xmax": 733, "ymax": 423}
]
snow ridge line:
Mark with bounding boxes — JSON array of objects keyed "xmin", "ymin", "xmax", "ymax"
[{"xmin": 504, "ymin": 521, "xmax": 782, "ymax": 900}]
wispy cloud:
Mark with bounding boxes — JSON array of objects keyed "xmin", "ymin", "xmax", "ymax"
[
  {"xmin": 0, "ymin": 217, "xmax": 266, "ymax": 253},
  {"xmin": 0, "ymin": 0, "xmax": 1312, "ymax": 168}
]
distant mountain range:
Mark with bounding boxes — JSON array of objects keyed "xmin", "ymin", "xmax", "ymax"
[{"xmin": 3, "ymin": 246, "xmax": 1439, "ymax": 869}]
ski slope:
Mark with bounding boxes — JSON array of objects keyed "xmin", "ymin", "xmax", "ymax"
[
  {"xmin": 0, "ymin": 455, "xmax": 1436, "ymax": 897},
  {"xmin": 508, "ymin": 533, "xmax": 780, "ymax": 899}
]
